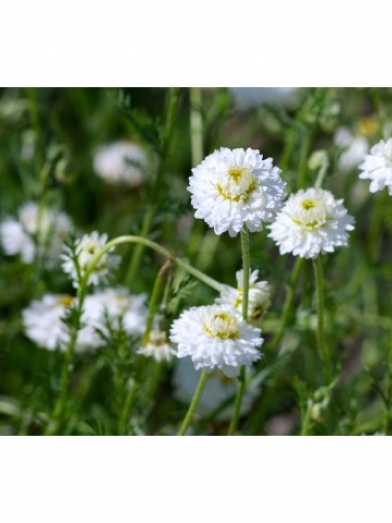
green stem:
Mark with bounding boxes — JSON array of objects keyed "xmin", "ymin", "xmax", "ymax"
[
  {"xmin": 118, "ymin": 379, "xmax": 137, "ymax": 435},
  {"xmin": 227, "ymin": 229, "xmax": 250, "ymax": 435},
  {"xmin": 85, "ymin": 235, "xmax": 223, "ymax": 293},
  {"xmin": 313, "ymin": 256, "xmax": 331, "ymax": 383},
  {"xmin": 125, "ymin": 87, "xmax": 181, "ymax": 287},
  {"xmin": 190, "ymin": 87, "xmax": 203, "ymax": 166},
  {"xmin": 298, "ymin": 130, "xmax": 312, "ymax": 189},
  {"xmin": 178, "ymin": 371, "xmax": 208, "ymax": 435},
  {"xmin": 142, "ymin": 259, "xmax": 171, "ymax": 345},
  {"xmin": 45, "ymin": 285, "xmax": 88, "ymax": 435},
  {"xmin": 301, "ymin": 400, "xmax": 313, "ymax": 435},
  {"xmin": 382, "ymin": 334, "xmax": 392, "ymax": 435},
  {"xmin": 269, "ymin": 257, "xmax": 304, "ymax": 352}
]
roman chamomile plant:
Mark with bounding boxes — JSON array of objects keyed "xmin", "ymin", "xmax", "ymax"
[{"xmin": 46, "ymin": 143, "xmax": 356, "ymax": 436}]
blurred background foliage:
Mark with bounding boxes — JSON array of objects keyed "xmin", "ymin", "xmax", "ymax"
[{"xmin": 1, "ymin": 87, "xmax": 392, "ymax": 435}]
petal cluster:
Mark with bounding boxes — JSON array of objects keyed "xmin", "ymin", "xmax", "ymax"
[
  {"xmin": 137, "ymin": 330, "xmax": 176, "ymax": 362},
  {"xmin": 216, "ymin": 269, "xmax": 271, "ymax": 320},
  {"xmin": 61, "ymin": 231, "xmax": 120, "ymax": 287},
  {"xmin": 188, "ymin": 147, "xmax": 286, "ymax": 237},
  {"xmin": 93, "ymin": 141, "xmax": 147, "ymax": 187},
  {"xmin": 0, "ymin": 202, "xmax": 72, "ymax": 267},
  {"xmin": 359, "ymin": 138, "xmax": 392, "ymax": 194},
  {"xmin": 268, "ymin": 188, "xmax": 355, "ymax": 259},
  {"xmin": 169, "ymin": 304, "xmax": 263, "ymax": 377}
]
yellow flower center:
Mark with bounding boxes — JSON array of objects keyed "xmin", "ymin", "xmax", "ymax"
[
  {"xmin": 203, "ymin": 311, "xmax": 240, "ymax": 340},
  {"xmin": 301, "ymin": 198, "xmax": 316, "ymax": 210},
  {"xmin": 216, "ymin": 166, "xmax": 258, "ymax": 203},
  {"xmin": 57, "ymin": 295, "xmax": 74, "ymax": 307}
]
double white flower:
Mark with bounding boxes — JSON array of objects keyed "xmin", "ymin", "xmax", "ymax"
[
  {"xmin": 188, "ymin": 147, "xmax": 286, "ymax": 237},
  {"xmin": 359, "ymin": 138, "xmax": 392, "ymax": 194},
  {"xmin": 169, "ymin": 304, "xmax": 263, "ymax": 377},
  {"xmin": 269, "ymin": 188, "xmax": 355, "ymax": 259}
]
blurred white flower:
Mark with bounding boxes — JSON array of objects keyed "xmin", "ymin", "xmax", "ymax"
[
  {"xmin": 334, "ymin": 127, "xmax": 368, "ymax": 172},
  {"xmin": 22, "ymin": 294, "xmax": 74, "ymax": 351},
  {"xmin": 22, "ymin": 288, "xmax": 148, "ymax": 352},
  {"xmin": 173, "ymin": 356, "xmax": 260, "ymax": 421},
  {"xmin": 93, "ymin": 141, "xmax": 147, "ymax": 187},
  {"xmin": 137, "ymin": 329, "xmax": 176, "ymax": 362},
  {"xmin": 359, "ymin": 138, "xmax": 392, "ymax": 194},
  {"xmin": 216, "ymin": 269, "xmax": 271, "ymax": 320},
  {"xmin": 169, "ymin": 304, "xmax": 263, "ymax": 377},
  {"xmin": 230, "ymin": 87, "xmax": 298, "ymax": 111},
  {"xmin": 61, "ymin": 231, "xmax": 120, "ymax": 288},
  {"xmin": 269, "ymin": 188, "xmax": 355, "ymax": 259},
  {"xmin": 188, "ymin": 147, "xmax": 286, "ymax": 237},
  {"xmin": 0, "ymin": 202, "xmax": 72, "ymax": 267},
  {"xmin": 86, "ymin": 287, "xmax": 148, "ymax": 337}
]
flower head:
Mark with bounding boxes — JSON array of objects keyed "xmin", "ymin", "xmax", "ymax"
[
  {"xmin": 61, "ymin": 231, "xmax": 120, "ymax": 287},
  {"xmin": 173, "ymin": 357, "xmax": 260, "ymax": 420},
  {"xmin": 22, "ymin": 294, "xmax": 74, "ymax": 351},
  {"xmin": 93, "ymin": 141, "xmax": 147, "ymax": 187},
  {"xmin": 216, "ymin": 269, "xmax": 271, "ymax": 320},
  {"xmin": 268, "ymin": 188, "xmax": 355, "ymax": 259},
  {"xmin": 0, "ymin": 202, "xmax": 72, "ymax": 267},
  {"xmin": 359, "ymin": 138, "xmax": 392, "ymax": 194},
  {"xmin": 169, "ymin": 304, "xmax": 263, "ymax": 377},
  {"xmin": 188, "ymin": 147, "xmax": 286, "ymax": 237},
  {"xmin": 334, "ymin": 127, "xmax": 368, "ymax": 172},
  {"xmin": 137, "ymin": 330, "xmax": 176, "ymax": 362}
]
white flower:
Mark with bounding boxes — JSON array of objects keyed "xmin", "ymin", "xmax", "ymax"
[
  {"xmin": 188, "ymin": 147, "xmax": 286, "ymax": 237},
  {"xmin": 22, "ymin": 294, "xmax": 74, "ymax": 351},
  {"xmin": 269, "ymin": 188, "xmax": 355, "ymax": 259},
  {"xmin": 169, "ymin": 304, "xmax": 263, "ymax": 377},
  {"xmin": 61, "ymin": 231, "xmax": 120, "ymax": 287},
  {"xmin": 93, "ymin": 141, "xmax": 147, "ymax": 187},
  {"xmin": 216, "ymin": 269, "xmax": 271, "ymax": 320},
  {"xmin": 137, "ymin": 330, "xmax": 176, "ymax": 362},
  {"xmin": 173, "ymin": 357, "xmax": 260, "ymax": 421},
  {"xmin": 334, "ymin": 127, "xmax": 368, "ymax": 172},
  {"xmin": 22, "ymin": 288, "xmax": 148, "ymax": 352},
  {"xmin": 359, "ymin": 138, "xmax": 392, "ymax": 194},
  {"xmin": 229, "ymin": 87, "xmax": 298, "ymax": 111},
  {"xmin": 0, "ymin": 202, "xmax": 72, "ymax": 267}
]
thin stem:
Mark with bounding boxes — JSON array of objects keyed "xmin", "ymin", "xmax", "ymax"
[
  {"xmin": 301, "ymin": 400, "xmax": 313, "ymax": 436},
  {"xmin": 45, "ymin": 285, "xmax": 88, "ymax": 435},
  {"xmin": 298, "ymin": 130, "xmax": 312, "ymax": 189},
  {"xmin": 313, "ymin": 256, "xmax": 331, "ymax": 383},
  {"xmin": 178, "ymin": 371, "xmax": 208, "ymax": 436},
  {"xmin": 85, "ymin": 235, "xmax": 223, "ymax": 294},
  {"xmin": 125, "ymin": 87, "xmax": 181, "ymax": 286},
  {"xmin": 382, "ymin": 334, "xmax": 392, "ymax": 434},
  {"xmin": 142, "ymin": 259, "xmax": 172, "ymax": 345},
  {"xmin": 118, "ymin": 379, "xmax": 137, "ymax": 435},
  {"xmin": 269, "ymin": 257, "xmax": 304, "ymax": 353},
  {"xmin": 227, "ymin": 229, "xmax": 250, "ymax": 435},
  {"xmin": 190, "ymin": 87, "xmax": 203, "ymax": 166}
]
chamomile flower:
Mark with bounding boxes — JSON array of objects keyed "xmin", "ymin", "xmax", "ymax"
[
  {"xmin": 268, "ymin": 188, "xmax": 355, "ymax": 259},
  {"xmin": 359, "ymin": 138, "xmax": 392, "ymax": 194},
  {"xmin": 22, "ymin": 294, "xmax": 74, "ymax": 351},
  {"xmin": 169, "ymin": 304, "xmax": 263, "ymax": 377},
  {"xmin": 137, "ymin": 330, "xmax": 176, "ymax": 362},
  {"xmin": 334, "ymin": 127, "xmax": 368, "ymax": 172},
  {"xmin": 0, "ymin": 202, "xmax": 72, "ymax": 267},
  {"xmin": 61, "ymin": 231, "xmax": 120, "ymax": 288},
  {"xmin": 216, "ymin": 269, "xmax": 271, "ymax": 320},
  {"xmin": 93, "ymin": 141, "xmax": 147, "ymax": 187},
  {"xmin": 173, "ymin": 357, "xmax": 260, "ymax": 420},
  {"xmin": 188, "ymin": 147, "xmax": 286, "ymax": 237}
]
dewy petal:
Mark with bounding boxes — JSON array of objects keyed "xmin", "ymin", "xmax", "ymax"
[{"xmin": 188, "ymin": 147, "xmax": 286, "ymax": 237}]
